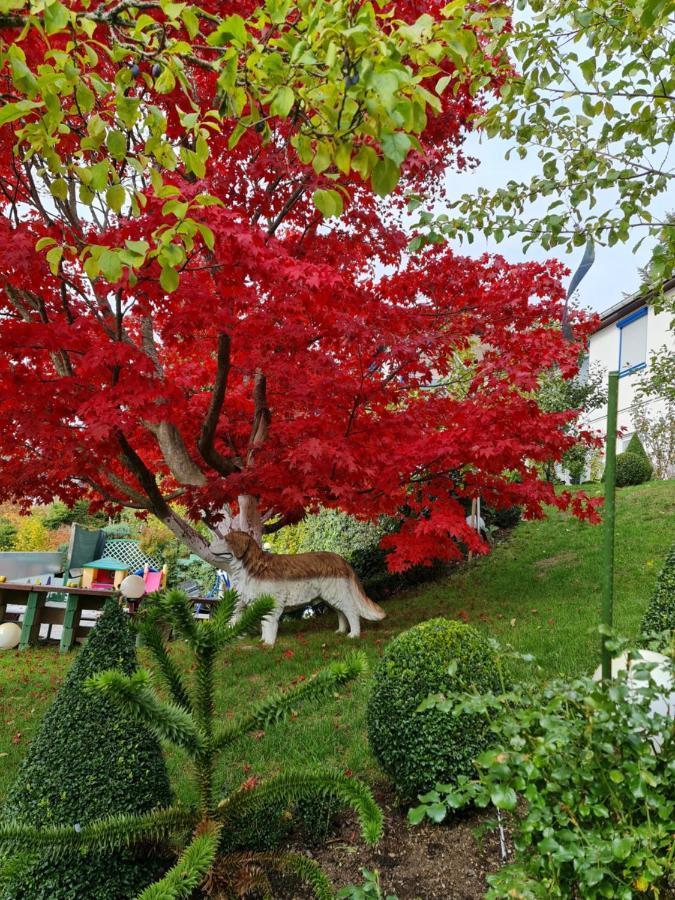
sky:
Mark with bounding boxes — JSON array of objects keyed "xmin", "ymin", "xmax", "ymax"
[{"xmin": 437, "ymin": 131, "xmax": 671, "ymax": 316}]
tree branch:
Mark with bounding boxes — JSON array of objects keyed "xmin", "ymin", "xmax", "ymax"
[{"xmin": 198, "ymin": 333, "xmax": 240, "ymax": 476}]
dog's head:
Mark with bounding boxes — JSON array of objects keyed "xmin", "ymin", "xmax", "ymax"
[{"xmin": 208, "ymin": 530, "xmax": 254, "ymax": 566}]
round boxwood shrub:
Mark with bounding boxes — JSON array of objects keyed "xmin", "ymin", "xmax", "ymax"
[
  {"xmin": 2, "ymin": 599, "xmax": 172, "ymax": 900},
  {"xmin": 614, "ymin": 451, "xmax": 653, "ymax": 487},
  {"xmin": 641, "ymin": 544, "xmax": 675, "ymax": 648},
  {"xmin": 366, "ymin": 618, "xmax": 501, "ymax": 801}
]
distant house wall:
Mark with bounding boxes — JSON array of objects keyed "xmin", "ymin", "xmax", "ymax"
[{"xmin": 583, "ymin": 290, "xmax": 674, "ymax": 462}]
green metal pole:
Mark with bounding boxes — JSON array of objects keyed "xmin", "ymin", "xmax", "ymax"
[{"xmin": 602, "ymin": 371, "xmax": 619, "ymax": 681}]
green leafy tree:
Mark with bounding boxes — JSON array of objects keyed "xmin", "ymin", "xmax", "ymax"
[
  {"xmin": 412, "ymin": 0, "xmax": 675, "ymax": 298},
  {"xmin": 1, "ymin": 599, "xmax": 171, "ymax": 900},
  {"xmin": 0, "ymin": 518, "xmax": 16, "ymax": 551},
  {"xmin": 0, "ymin": 590, "xmax": 382, "ymax": 899},
  {"xmin": 536, "ymin": 360, "xmax": 607, "ymax": 482},
  {"xmin": 13, "ymin": 517, "xmax": 48, "ymax": 551},
  {"xmin": 42, "ymin": 500, "xmax": 107, "ymax": 531}
]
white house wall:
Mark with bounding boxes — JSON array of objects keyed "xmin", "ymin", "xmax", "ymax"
[{"xmin": 584, "ymin": 299, "xmax": 673, "ymax": 458}]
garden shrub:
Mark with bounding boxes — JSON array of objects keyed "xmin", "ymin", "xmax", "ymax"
[
  {"xmin": 610, "ymin": 451, "xmax": 653, "ymax": 487},
  {"xmin": 1, "ymin": 599, "xmax": 172, "ymax": 900},
  {"xmin": 0, "ymin": 518, "xmax": 16, "ymax": 551},
  {"xmin": 366, "ymin": 618, "xmax": 501, "ymax": 800},
  {"xmin": 625, "ymin": 432, "xmax": 652, "ymax": 467},
  {"xmin": 412, "ymin": 641, "xmax": 675, "ymax": 898},
  {"xmin": 641, "ymin": 543, "xmax": 675, "ymax": 647}
]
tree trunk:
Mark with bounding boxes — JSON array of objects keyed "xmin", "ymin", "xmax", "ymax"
[{"xmin": 236, "ymin": 493, "xmax": 262, "ymax": 544}]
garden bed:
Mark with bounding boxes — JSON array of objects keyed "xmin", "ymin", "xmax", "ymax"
[{"xmin": 283, "ymin": 786, "xmax": 507, "ymax": 899}]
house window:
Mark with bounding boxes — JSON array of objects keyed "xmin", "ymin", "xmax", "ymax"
[{"xmin": 617, "ymin": 307, "xmax": 648, "ymax": 376}]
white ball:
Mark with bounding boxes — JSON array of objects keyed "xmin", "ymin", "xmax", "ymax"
[
  {"xmin": 120, "ymin": 574, "xmax": 146, "ymax": 600},
  {"xmin": 0, "ymin": 622, "xmax": 21, "ymax": 650}
]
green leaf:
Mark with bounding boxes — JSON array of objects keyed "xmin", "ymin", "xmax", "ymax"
[
  {"xmin": 50, "ymin": 179, "xmax": 68, "ymax": 201},
  {"xmin": 0, "ymin": 99, "xmax": 42, "ymax": 127},
  {"xmin": 381, "ymin": 132, "xmax": 411, "ymax": 166},
  {"xmin": 44, "ymin": 0, "xmax": 70, "ymax": 34},
  {"xmin": 106, "ymin": 184, "xmax": 126, "ymax": 214},
  {"xmin": 160, "ymin": 266, "xmax": 179, "ymax": 293},
  {"xmin": 106, "ymin": 130, "xmax": 127, "ymax": 160},
  {"xmin": 490, "ymin": 785, "xmax": 517, "ymax": 810},
  {"xmin": 46, "ymin": 246, "xmax": 64, "ymax": 275},
  {"xmin": 270, "ymin": 86, "xmax": 295, "ymax": 118},
  {"xmin": 99, "ymin": 250, "xmax": 122, "ymax": 282},
  {"xmin": 371, "ymin": 158, "xmax": 400, "ymax": 196},
  {"xmin": 313, "ymin": 188, "xmax": 343, "ymax": 218},
  {"xmin": 407, "ymin": 805, "xmax": 427, "ymax": 825},
  {"xmin": 154, "ymin": 66, "xmax": 176, "ymax": 94}
]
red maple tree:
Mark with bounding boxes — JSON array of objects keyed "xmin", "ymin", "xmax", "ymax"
[{"xmin": 0, "ymin": 0, "xmax": 600, "ymax": 570}]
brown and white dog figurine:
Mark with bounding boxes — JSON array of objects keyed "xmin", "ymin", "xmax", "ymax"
[{"xmin": 208, "ymin": 530, "xmax": 386, "ymax": 645}]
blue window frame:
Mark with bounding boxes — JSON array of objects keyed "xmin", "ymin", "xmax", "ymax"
[{"xmin": 617, "ymin": 307, "xmax": 648, "ymax": 377}]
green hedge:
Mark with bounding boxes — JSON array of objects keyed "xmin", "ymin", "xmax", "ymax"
[
  {"xmin": 366, "ymin": 618, "xmax": 501, "ymax": 801},
  {"xmin": 614, "ymin": 451, "xmax": 653, "ymax": 487},
  {"xmin": 2, "ymin": 599, "xmax": 172, "ymax": 899},
  {"xmin": 641, "ymin": 544, "xmax": 675, "ymax": 648}
]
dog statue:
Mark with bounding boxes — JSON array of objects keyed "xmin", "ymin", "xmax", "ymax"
[{"xmin": 208, "ymin": 530, "xmax": 386, "ymax": 645}]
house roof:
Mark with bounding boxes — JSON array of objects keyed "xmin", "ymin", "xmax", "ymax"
[
  {"xmin": 82, "ymin": 557, "xmax": 129, "ymax": 570},
  {"xmin": 593, "ymin": 276, "xmax": 675, "ymax": 332}
]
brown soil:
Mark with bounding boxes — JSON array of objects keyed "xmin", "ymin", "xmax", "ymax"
[{"xmin": 282, "ymin": 786, "xmax": 509, "ymax": 899}]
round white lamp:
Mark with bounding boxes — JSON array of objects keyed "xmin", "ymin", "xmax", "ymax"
[
  {"xmin": 120, "ymin": 574, "xmax": 146, "ymax": 600},
  {"xmin": 0, "ymin": 622, "xmax": 22, "ymax": 650}
]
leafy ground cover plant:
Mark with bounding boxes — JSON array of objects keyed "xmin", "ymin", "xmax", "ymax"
[
  {"xmin": 642, "ymin": 544, "xmax": 675, "ymax": 649},
  {"xmin": 337, "ymin": 868, "xmax": 399, "ymax": 900},
  {"xmin": 367, "ymin": 618, "xmax": 501, "ymax": 800},
  {"xmin": 0, "ymin": 590, "xmax": 382, "ymax": 899},
  {"xmin": 411, "ymin": 637, "xmax": 675, "ymax": 898},
  {"xmin": 0, "ymin": 598, "xmax": 171, "ymax": 900}
]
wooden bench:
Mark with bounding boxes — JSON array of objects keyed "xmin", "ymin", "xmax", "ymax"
[{"xmin": 0, "ymin": 583, "xmax": 116, "ymax": 652}]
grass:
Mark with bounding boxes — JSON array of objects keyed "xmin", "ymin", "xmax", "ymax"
[{"xmin": 1, "ymin": 479, "xmax": 673, "ymax": 807}]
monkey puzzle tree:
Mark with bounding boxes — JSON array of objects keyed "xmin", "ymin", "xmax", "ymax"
[{"xmin": 0, "ymin": 0, "xmax": 600, "ymax": 572}]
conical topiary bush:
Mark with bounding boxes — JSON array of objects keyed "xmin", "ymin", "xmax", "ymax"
[
  {"xmin": 1, "ymin": 598, "xmax": 172, "ymax": 900},
  {"xmin": 625, "ymin": 433, "xmax": 653, "ymax": 477},
  {"xmin": 641, "ymin": 544, "xmax": 675, "ymax": 649}
]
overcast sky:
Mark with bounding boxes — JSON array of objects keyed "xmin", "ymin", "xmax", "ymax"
[{"xmin": 438, "ymin": 132, "xmax": 671, "ymax": 316}]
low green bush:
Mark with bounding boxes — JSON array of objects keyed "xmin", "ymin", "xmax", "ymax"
[
  {"xmin": 412, "ymin": 640, "xmax": 675, "ymax": 898},
  {"xmin": 641, "ymin": 544, "xmax": 675, "ymax": 647},
  {"xmin": 1, "ymin": 599, "xmax": 172, "ymax": 900},
  {"xmin": 612, "ymin": 451, "xmax": 652, "ymax": 487},
  {"xmin": 366, "ymin": 618, "xmax": 501, "ymax": 800}
]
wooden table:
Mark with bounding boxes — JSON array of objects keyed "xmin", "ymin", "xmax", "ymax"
[{"xmin": 0, "ymin": 583, "xmax": 116, "ymax": 652}]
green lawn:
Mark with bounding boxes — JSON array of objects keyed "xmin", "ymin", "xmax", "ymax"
[{"xmin": 1, "ymin": 479, "xmax": 673, "ymax": 807}]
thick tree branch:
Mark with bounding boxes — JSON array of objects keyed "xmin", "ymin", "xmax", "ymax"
[
  {"xmin": 247, "ymin": 369, "xmax": 271, "ymax": 466},
  {"xmin": 145, "ymin": 420, "xmax": 207, "ymax": 487},
  {"xmin": 198, "ymin": 333, "xmax": 240, "ymax": 475}
]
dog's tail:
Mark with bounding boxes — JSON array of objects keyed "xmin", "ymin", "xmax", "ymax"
[{"xmin": 350, "ymin": 574, "xmax": 386, "ymax": 621}]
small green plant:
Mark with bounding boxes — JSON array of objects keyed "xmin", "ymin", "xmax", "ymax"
[
  {"xmin": 1, "ymin": 598, "xmax": 171, "ymax": 899},
  {"xmin": 337, "ymin": 868, "xmax": 398, "ymax": 899},
  {"xmin": 410, "ymin": 637, "xmax": 675, "ymax": 898},
  {"xmin": 612, "ymin": 451, "xmax": 653, "ymax": 487},
  {"xmin": 366, "ymin": 618, "xmax": 501, "ymax": 800},
  {"xmin": 0, "ymin": 590, "xmax": 382, "ymax": 899},
  {"xmin": 641, "ymin": 544, "xmax": 675, "ymax": 649}
]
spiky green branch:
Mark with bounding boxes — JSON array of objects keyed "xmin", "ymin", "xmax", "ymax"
[
  {"xmin": 213, "ymin": 652, "xmax": 368, "ymax": 749},
  {"xmin": 0, "ymin": 807, "xmax": 196, "ymax": 859},
  {"xmin": 137, "ymin": 821, "xmax": 222, "ymax": 900}
]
